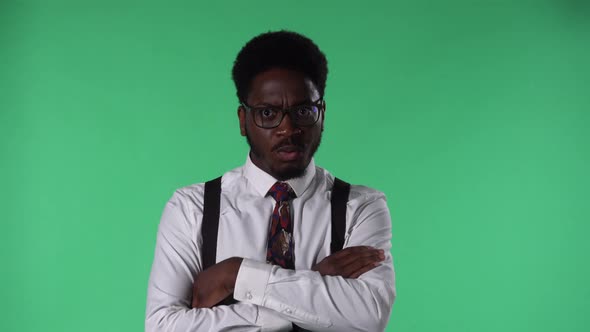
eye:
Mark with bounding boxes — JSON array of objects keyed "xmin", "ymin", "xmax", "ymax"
[
  {"xmin": 260, "ymin": 108, "xmax": 278, "ymax": 118},
  {"xmin": 296, "ymin": 106, "xmax": 315, "ymax": 117}
]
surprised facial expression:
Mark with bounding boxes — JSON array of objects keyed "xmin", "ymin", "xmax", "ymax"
[{"xmin": 238, "ymin": 68, "xmax": 325, "ymax": 181}]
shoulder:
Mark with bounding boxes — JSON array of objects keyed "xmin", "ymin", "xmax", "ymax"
[
  {"xmin": 165, "ymin": 164, "xmax": 245, "ymax": 215},
  {"xmin": 348, "ymin": 184, "xmax": 387, "ymax": 205},
  {"xmin": 346, "ymin": 184, "xmax": 390, "ymax": 227},
  {"xmin": 336, "ymin": 182, "xmax": 392, "ymax": 238},
  {"xmin": 315, "ymin": 166, "xmax": 391, "ymax": 229},
  {"xmin": 315, "ymin": 166, "xmax": 388, "ymax": 204}
]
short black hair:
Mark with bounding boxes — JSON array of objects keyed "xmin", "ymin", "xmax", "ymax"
[{"xmin": 231, "ymin": 30, "xmax": 328, "ymax": 103}]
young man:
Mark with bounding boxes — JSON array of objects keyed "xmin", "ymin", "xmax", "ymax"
[{"xmin": 146, "ymin": 30, "xmax": 396, "ymax": 332}]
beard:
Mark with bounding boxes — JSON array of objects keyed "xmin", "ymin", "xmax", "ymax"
[{"xmin": 245, "ymin": 129, "xmax": 322, "ymax": 181}]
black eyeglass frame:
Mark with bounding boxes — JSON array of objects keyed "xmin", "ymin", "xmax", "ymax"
[{"xmin": 240, "ymin": 98, "xmax": 324, "ymax": 129}]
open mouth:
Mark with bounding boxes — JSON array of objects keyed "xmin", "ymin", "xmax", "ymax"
[{"xmin": 275, "ymin": 145, "xmax": 304, "ymax": 161}]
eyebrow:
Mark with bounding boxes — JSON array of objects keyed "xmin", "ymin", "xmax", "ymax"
[{"xmin": 251, "ymin": 99, "xmax": 312, "ymax": 108}]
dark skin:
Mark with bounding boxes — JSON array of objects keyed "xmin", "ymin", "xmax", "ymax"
[
  {"xmin": 192, "ymin": 68, "xmax": 385, "ymax": 309},
  {"xmin": 240, "ymin": 68, "xmax": 324, "ymax": 181}
]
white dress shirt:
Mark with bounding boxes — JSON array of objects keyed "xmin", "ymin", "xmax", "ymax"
[{"xmin": 145, "ymin": 156, "xmax": 396, "ymax": 332}]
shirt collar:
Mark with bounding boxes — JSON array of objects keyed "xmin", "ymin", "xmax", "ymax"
[{"xmin": 243, "ymin": 153, "xmax": 316, "ymax": 198}]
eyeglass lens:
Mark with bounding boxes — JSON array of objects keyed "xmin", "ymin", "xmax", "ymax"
[{"xmin": 254, "ymin": 105, "xmax": 319, "ymax": 128}]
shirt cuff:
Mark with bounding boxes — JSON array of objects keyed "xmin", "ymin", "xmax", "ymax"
[
  {"xmin": 234, "ymin": 258, "xmax": 273, "ymax": 306},
  {"xmin": 258, "ymin": 307, "xmax": 293, "ymax": 332}
]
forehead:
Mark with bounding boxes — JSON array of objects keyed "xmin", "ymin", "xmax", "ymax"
[{"xmin": 247, "ymin": 68, "xmax": 319, "ymax": 105}]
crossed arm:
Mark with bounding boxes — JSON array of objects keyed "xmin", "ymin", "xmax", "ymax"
[
  {"xmin": 145, "ymin": 190, "xmax": 395, "ymax": 331},
  {"xmin": 191, "ymin": 246, "xmax": 386, "ymax": 308}
]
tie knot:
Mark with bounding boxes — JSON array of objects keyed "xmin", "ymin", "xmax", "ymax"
[{"xmin": 268, "ymin": 182, "xmax": 296, "ymax": 202}]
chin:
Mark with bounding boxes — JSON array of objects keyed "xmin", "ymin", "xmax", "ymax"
[{"xmin": 274, "ymin": 163, "xmax": 307, "ymax": 181}]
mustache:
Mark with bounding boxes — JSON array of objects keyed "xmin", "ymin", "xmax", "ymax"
[{"xmin": 272, "ymin": 139, "xmax": 305, "ymax": 152}]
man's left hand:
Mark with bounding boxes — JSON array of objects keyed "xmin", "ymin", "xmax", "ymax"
[{"xmin": 191, "ymin": 257, "xmax": 243, "ymax": 308}]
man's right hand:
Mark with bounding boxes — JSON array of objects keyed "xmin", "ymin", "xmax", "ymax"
[{"xmin": 311, "ymin": 246, "xmax": 385, "ymax": 279}]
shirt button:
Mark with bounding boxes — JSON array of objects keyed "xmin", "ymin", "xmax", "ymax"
[
  {"xmin": 245, "ymin": 291, "xmax": 253, "ymax": 300},
  {"xmin": 284, "ymin": 308, "xmax": 292, "ymax": 314}
]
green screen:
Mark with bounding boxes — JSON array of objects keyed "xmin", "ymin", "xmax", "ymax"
[{"xmin": 1, "ymin": 0, "xmax": 589, "ymax": 331}]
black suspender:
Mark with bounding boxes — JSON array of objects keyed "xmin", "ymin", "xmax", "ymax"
[
  {"xmin": 201, "ymin": 176, "xmax": 239, "ymax": 306},
  {"xmin": 199, "ymin": 176, "xmax": 351, "ymax": 329},
  {"xmin": 200, "ymin": 176, "xmax": 351, "ymax": 271},
  {"xmin": 201, "ymin": 176, "xmax": 222, "ymax": 271},
  {"xmin": 330, "ymin": 178, "xmax": 351, "ymax": 255}
]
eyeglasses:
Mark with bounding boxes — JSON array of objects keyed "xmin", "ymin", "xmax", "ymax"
[{"xmin": 240, "ymin": 99, "xmax": 323, "ymax": 129}]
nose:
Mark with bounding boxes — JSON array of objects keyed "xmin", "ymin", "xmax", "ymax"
[{"xmin": 276, "ymin": 111, "xmax": 302, "ymax": 136}]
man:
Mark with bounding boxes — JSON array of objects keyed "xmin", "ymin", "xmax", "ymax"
[{"xmin": 146, "ymin": 30, "xmax": 395, "ymax": 332}]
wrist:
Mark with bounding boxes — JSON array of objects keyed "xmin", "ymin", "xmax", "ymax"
[{"xmin": 225, "ymin": 257, "xmax": 243, "ymax": 292}]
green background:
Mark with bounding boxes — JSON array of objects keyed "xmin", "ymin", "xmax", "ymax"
[{"xmin": 1, "ymin": 0, "xmax": 589, "ymax": 331}]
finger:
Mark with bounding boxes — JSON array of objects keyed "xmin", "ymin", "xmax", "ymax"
[
  {"xmin": 339, "ymin": 251, "xmax": 384, "ymax": 276},
  {"xmin": 349, "ymin": 261, "xmax": 381, "ymax": 279},
  {"xmin": 195, "ymin": 287, "xmax": 231, "ymax": 308},
  {"xmin": 330, "ymin": 246, "xmax": 375, "ymax": 259},
  {"xmin": 336, "ymin": 249, "xmax": 384, "ymax": 268},
  {"xmin": 313, "ymin": 247, "xmax": 383, "ymax": 276}
]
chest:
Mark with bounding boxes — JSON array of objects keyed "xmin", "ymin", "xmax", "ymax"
[{"xmin": 214, "ymin": 193, "xmax": 333, "ymax": 269}]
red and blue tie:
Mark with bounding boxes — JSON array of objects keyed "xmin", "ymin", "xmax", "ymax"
[{"xmin": 266, "ymin": 182, "xmax": 296, "ymax": 269}]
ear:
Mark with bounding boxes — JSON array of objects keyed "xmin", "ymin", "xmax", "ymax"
[{"xmin": 238, "ymin": 106, "xmax": 247, "ymax": 136}]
